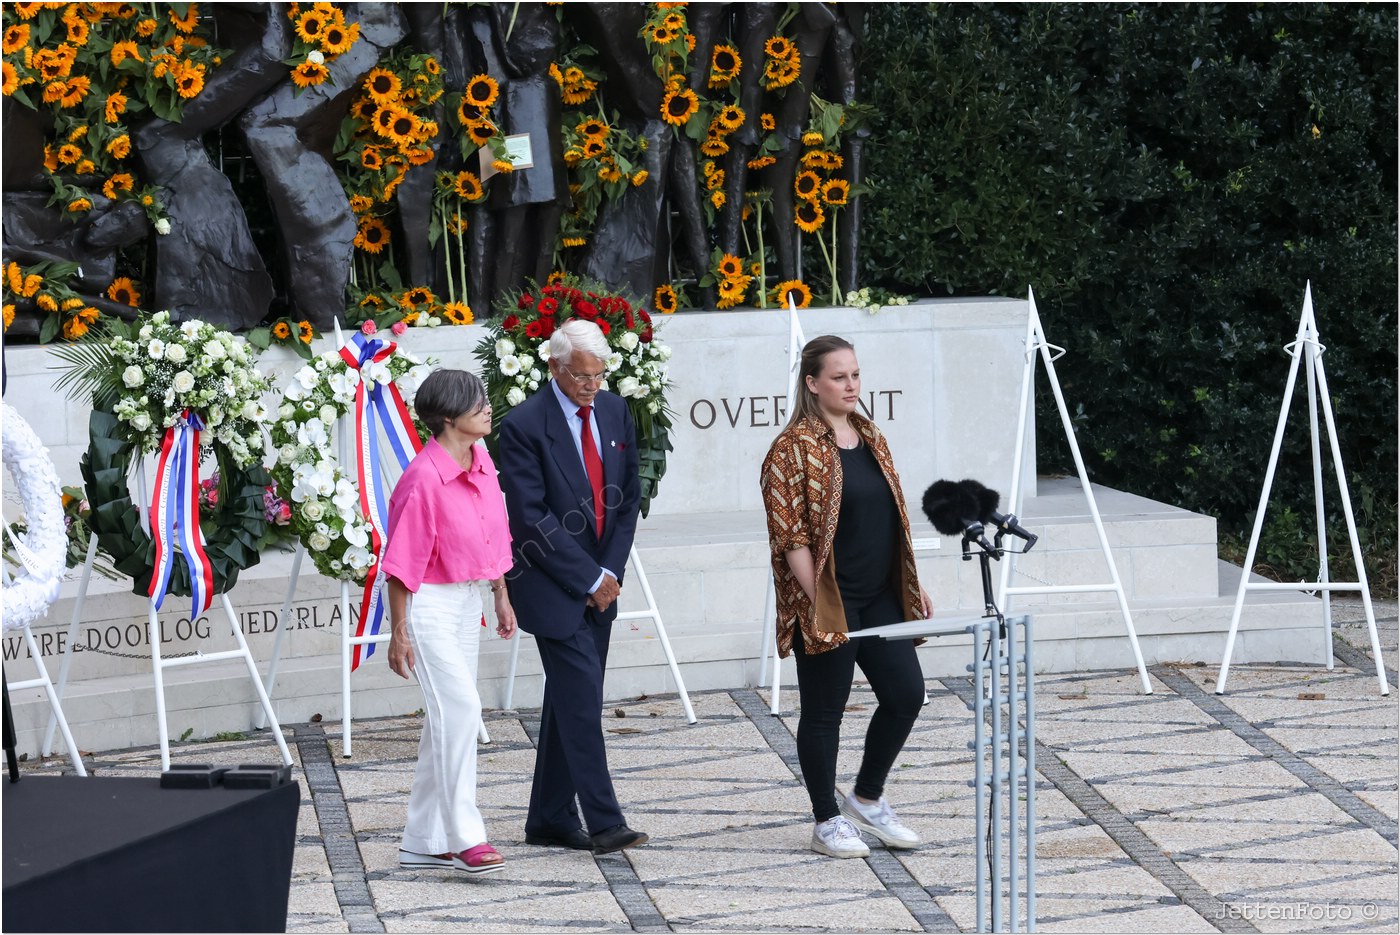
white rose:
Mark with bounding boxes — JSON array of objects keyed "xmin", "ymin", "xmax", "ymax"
[
  {"xmin": 506, "ymin": 386, "xmax": 526, "ymax": 407},
  {"xmin": 529, "ymin": 368, "xmax": 542, "ymax": 382},
  {"xmin": 154, "ymin": 217, "xmax": 172, "ymax": 235},
  {"xmin": 658, "ymin": 345, "xmax": 672, "ymax": 361},
  {"xmin": 203, "ymin": 340, "xmax": 226, "ymax": 361},
  {"xmin": 308, "ymin": 532, "xmax": 331, "ymax": 552},
  {"xmin": 617, "ymin": 376, "xmax": 641, "ymax": 398},
  {"xmin": 278, "ymin": 444, "xmax": 298, "ymax": 464},
  {"xmin": 138, "ymin": 325, "xmax": 153, "ymax": 341},
  {"xmin": 165, "ymin": 342, "xmax": 187, "ymax": 364},
  {"xmin": 500, "ymin": 355, "xmax": 521, "ymax": 377},
  {"xmin": 427, "ymin": 316, "xmax": 441, "ymax": 327},
  {"xmin": 528, "ymin": 380, "xmax": 539, "ymax": 391},
  {"xmin": 619, "ymin": 331, "xmax": 639, "ymax": 351},
  {"xmin": 307, "ymin": 49, "xmax": 325, "ymax": 65},
  {"xmin": 131, "ymin": 412, "xmax": 152, "ymax": 431},
  {"xmin": 319, "ymin": 404, "xmax": 337, "ymax": 424},
  {"xmin": 495, "ymin": 338, "xmax": 515, "ymax": 357},
  {"xmin": 172, "ymin": 370, "xmax": 195, "ymax": 393},
  {"xmin": 314, "ymin": 357, "xmax": 328, "ymax": 372},
  {"xmin": 279, "ymin": 403, "xmax": 295, "ymax": 419},
  {"xmin": 517, "ymin": 354, "xmax": 534, "ymax": 371},
  {"xmin": 301, "ymin": 500, "xmax": 325, "ymax": 522},
  {"xmin": 122, "ymin": 365, "xmax": 144, "ymax": 387},
  {"xmin": 647, "ymin": 399, "xmax": 660, "ymax": 414},
  {"xmin": 147, "ymin": 339, "xmax": 166, "ymax": 359}
]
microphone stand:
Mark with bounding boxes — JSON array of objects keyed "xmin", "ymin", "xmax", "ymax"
[{"xmin": 961, "ymin": 526, "xmax": 1007, "ymax": 639}]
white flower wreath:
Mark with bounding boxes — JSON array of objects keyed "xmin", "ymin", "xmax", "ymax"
[
  {"xmin": 3, "ymin": 405, "xmax": 69, "ymax": 631},
  {"xmin": 267, "ymin": 342, "xmax": 433, "ymax": 583}
]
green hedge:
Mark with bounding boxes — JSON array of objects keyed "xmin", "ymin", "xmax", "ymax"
[{"xmin": 861, "ymin": 3, "xmax": 1397, "ymax": 593}]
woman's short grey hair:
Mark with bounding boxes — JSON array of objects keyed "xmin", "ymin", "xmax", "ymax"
[
  {"xmin": 414, "ymin": 368, "xmax": 486, "ymax": 437},
  {"xmin": 548, "ymin": 318, "xmax": 610, "ymax": 364}
]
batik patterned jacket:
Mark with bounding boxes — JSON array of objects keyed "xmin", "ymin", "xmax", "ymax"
[{"xmin": 759, "ymin": 413, "xmax": 924, "ymax": 657}]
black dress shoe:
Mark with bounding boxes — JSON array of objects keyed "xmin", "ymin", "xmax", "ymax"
[
  {"xmin": 590, "ymin": 824, "xmax": 649, "ymax": 854},
  {"xmin": 523, "ymin": 827, "xmax": 594, "ymax": 850}
]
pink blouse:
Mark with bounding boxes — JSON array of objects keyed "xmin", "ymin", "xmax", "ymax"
[{"xmin": 379, "ymin": 437, "xmax": 513, "ymax": 592}]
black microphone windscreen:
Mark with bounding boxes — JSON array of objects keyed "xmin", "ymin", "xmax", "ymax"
[
  {"xmin": 958, "ymin": 479, "xmax": 1001, "ymax": 523},
  {"xmin": 922, "ymin": 480, "xmax": 980, "ymax": 536}
]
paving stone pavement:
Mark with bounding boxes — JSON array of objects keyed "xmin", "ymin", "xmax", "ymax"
[{"xmin": 11, "ymin": 599, "xmax": 1397, "ymax": 933}]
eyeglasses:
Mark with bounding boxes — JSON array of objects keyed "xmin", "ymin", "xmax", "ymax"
[{"xmin": 563, "ymin": 366, "xmax": 607, "ymax": 385}]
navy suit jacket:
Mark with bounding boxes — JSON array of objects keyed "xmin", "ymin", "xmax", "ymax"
[{"xmin": 497, "ymin": 383, "xmax": 641, "ymax": 640}]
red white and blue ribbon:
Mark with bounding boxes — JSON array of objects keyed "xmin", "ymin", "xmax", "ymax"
[
  {"xmin": 148, "ymin": 409, "xmax": 215, "ymax": 619},
  {"xmin": 338, "ymin": 333, "xmax": 423, "ymax": 669}
]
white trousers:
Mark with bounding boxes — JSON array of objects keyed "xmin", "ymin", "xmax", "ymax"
[{"xmin": 400, "ymin": 580, "xmax": 487, "ymax": 855}]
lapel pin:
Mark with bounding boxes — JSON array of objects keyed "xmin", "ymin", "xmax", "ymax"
[{"xmin": 610, "ymin": 440, "xmax": 616, "ymax": 447}]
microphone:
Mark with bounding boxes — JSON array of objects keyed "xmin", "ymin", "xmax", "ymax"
[
  {"xmin": 955, "ymin": 479, "xmax": 1039, "ymax": 552},
  {"xmin": 921, "ymin": 480, "xmax": 994, "ymax": 553}
]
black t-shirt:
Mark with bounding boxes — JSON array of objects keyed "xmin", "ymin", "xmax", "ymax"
[{"xmin": 833, "ymin": 441, "xmax": 900, "ymax": 604}]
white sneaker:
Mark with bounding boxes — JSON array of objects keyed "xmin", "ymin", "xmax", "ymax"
[
  {"xmin": 840, "ymin": 794, "xmax": 922, "ymax": 849},
  {"xmin": 810, "ymin": 815, "xmax": 870, "ymax": 858}
]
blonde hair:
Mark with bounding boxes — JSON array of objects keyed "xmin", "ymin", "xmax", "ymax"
[{"xmin": 787, "ymin": 334, "xmax": 855, "ymax": 427}]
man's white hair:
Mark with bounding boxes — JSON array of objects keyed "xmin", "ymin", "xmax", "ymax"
[{"xmin": 548, "ymin": 318, "xmax": 610, "ymax": 363}]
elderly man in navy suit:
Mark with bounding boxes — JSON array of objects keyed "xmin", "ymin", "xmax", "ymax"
[{"xmin": 497, "ymin": 318, "xmax": 648, "ymax": 855}]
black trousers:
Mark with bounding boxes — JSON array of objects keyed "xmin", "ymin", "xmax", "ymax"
[{"xmin": 793, "ymin": 588, "xmax": 925, "ymax": 822}]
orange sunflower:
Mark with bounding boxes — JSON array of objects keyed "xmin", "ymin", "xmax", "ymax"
[
  {"xmin": 364, "ymin": 67, "xmax": 400, "ymax": 104},
  {"xmin": 174, "ymin": 63, "xmax": 205, "ymax": 99},
  {"xmin": 794, "ymin": 170, "xmax": 820, "ymax": 200},
  {"xmin": 464, "ymin": 74, "xmax": 499, "ymax": 109},
  {"xmin": 794, "ymin": 200, "xmax": 825, "ymax": 233},
  {"xmin": 297, "ymin": 320, "xmax": 314, "ymax": 344},
  {"xmin": 660, "ymin": 86, "xmax": 698, "ymax": 126},
  {"xmin": 772, "ymin": 279, "xmax": 811, "ymax": 309},
  {"xmin": 442, "ymin": 301, "xmax": 473, "ymax": 325},
  {"xmin": 106, "ymin": 277, "xmax": 141, "ymax": 306},
  {"xmin": 453, "ymin": 171, "xmax": 484, "ymax": 201},
  {"xmin": 709, "ymin": 44, "xmax": 741, "ymax": 87},
  {"xmin": 291, "ymin": 60, "xmax": 329, "ymax": 88},
  {"xmin": 58, "ymin": 75, "xmax": 91, "ymax": 108},
  {"xmin": 294, "ymin": 7, "xmax": 327, "ymax": 43},
  {"xmin": 104, "ymin": 91, "xmax": 128, "ymax": 122},
  {"xmin": 653, "ymin": 284, "xmax": 678, "ymax": 314},
  {"xmin": 101, "ymin": 172, "xmax": 135, "ymax": 199},
  {"xmin": 354, "ymin": 217, "xmax": 390, "ymax": 254},
  {"xmin": 821, "ymin": 179, "xmax": 850, "ymax": 206},
  {"xmin": 1, "ymin": 62, "xmax": 17, "ymax": 97},
  {"xmin": 169, "ymin": 4, "xmax": 199, "ymax": 34},
  {"xmin": 271, "ymin": 320, "xmax": 292, "ymax": 340},
  {"xmin": 106, "ymin": 134, "xmax": 131, "ymax": 159},
  {"xmin": 3, "ymin": 23, "xmax": 30, "ymax": 54}
]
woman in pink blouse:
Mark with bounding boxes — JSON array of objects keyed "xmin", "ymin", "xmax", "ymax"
[{"xmin": 381, "ymin": 369, "xmax": 516, "ymax": 876}]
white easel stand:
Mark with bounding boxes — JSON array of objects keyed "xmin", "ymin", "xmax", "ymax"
[
  {"xmin": 996, "ymin": 286, "xmax": 1153, "ymax": 694},
  {"xmin": 1215, "ymin": 284, "xmax": 1389, "ymax": 696},
  {"xmin": 503, "ymin": 545, "xmax": 696, "ymax": 724},
  {"xmin": 2, "ymin": 551, "xmax": 87, "ymax": 776},
  {"xmin": 41, "ymin": 534, "xmax": 99, "ymax": 763},
  {"xmin": 45, "ymin": 460, "xmax": 292, "ymax": 771}
]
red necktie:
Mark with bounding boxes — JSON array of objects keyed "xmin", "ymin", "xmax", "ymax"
[{"xmin": 577, "ymin": 405, "xmax": 605, "ymax": 535}]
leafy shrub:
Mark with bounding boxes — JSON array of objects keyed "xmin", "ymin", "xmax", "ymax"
[{"xmin": 861, "ymin": 3, "xmax": 1397, "ymax": 593}]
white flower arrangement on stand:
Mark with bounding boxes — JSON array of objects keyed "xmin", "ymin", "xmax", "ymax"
[{"xmin": 2, "ymin": 405, "xmax": 69, "ymax": 631}]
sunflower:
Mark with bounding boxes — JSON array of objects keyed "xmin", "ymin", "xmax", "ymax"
[
  {"xmin": 35, "ymin": 45, "xmax": 76, "ymax": 80},
  {"xmin": 2, "ymin": 304, "xmax": 13, "ymax": 330},
  {"xmin": 654, "ymin": 284, "xmax": 678, "ymax": 314},
  {"xmin": 359, "ymin": 146, "xmax": 383, "ymax": 170},
  {"xmin": 348, "ymin": 193, "xmax": 374, "ymax": 214},
  {"xmin": 709, "ymin": 44, "xmax": 741, "ymax": 87},
  {"xmin": 709, "ymin": 189, "xmax": 726, "ymax": 210},
  {"xmin": 359, "ymin": 293, "xmax": 385, "ymax": 309},
  {"xmin": 75, "ymin": 159, "xmax": 95, "ymax": 176},
  {"xmin": 801, "ymin": 131, "xmax": 824, "ymax": 148},
  {"xmin": 1, "ymin": 62, "xmax": 17, "ymax": 97},
  {"xmin": 9, "ymin": 2, "xmax": 41, "ymax": 19},
  {"xmin": 581, "ymin": 138, "xmax": 606, "ymax": 159},
  {"xmin": 320, "ymin": 21, "xmax": 353, "ymax": 56},
  {"xmin": 716, "ymin": 105, "xmax": 745, "ymax": 133},
  {"xmin": 101, "ymin": 172, "xmax": 134, "ymax": 198},
  {"xmin": 65, "ymin": 16, "xmax": 89, "ymax": 46},
  {"xmin": 294, "ymin": 7, "xmax": 326, "ymax": 43},
  {"xmin": 441, "ymin": 301, "xmax": 473, "ymax": 325},
  {"xmin": 406, "ymin": 145, "xmax": 434, "ymax": 166},
  {"xmin": 716, "ymin": 254, "xmax": 743, "ymax": 279},
  {"xmin": 465, "ymin": 120, "xmax": 496, "ymax": 147},
  {"xmin": 760, "ymin": 112, "xmax": 776, "ymax": 132},
  {"xmin": 561, "ymin": 235, "xmax": 587, "ymax": 248},
  {"xmin": 106, "ymin": 277, "xmax": 141, "ymax": 306},
  {"xmin": 577, "ymin": 118, "xmax": 608, "ymax": 140},
  {"xmin": 58, "ymin": 75, "xmax": 91, "ymax": 108},
  {"xmin": 56, "ymin": 142, "xmax": 82, "ymax": 164},
  {"xmin": 168, "ymin": 4, "xmax": 199, "ymax": 33},
  {"xmin": 453, "ymin": 170, "xmax": 483, "ymax": 201},
  {"xmin": 291, "ymin": 59, "xmax": 329, "ymax": 89},
  {"xmin": 706, "ymin": 168, "xmax": 726, "ymax": 190},
  {"xmin": 649, "ymin": 25, "xmax": 672, "ymax": 45},
  {"xmin": 561, "ymin": 72, "xmax": 597, "ymax": 106},
  {"xmin": 597, "ymin": 161, "xmax": 622, "ymax": 184},
  {"xmin": 42, "ymin": 80, "xmax": 67, "ymax": 104},
  {"xmin": 424, "ymin": 56, "xmax": 440, "ymax": 76},
  {"xmin": 764, "ymin": 57, "xmax": 800, "ymax": 90},
  {"xmin": 821, "ymin": 179, "xmax": 850, "ymax": 206},
  {"xmin": 109, "ymin": 40, "xmax": 142, "ymax": 67},
  {"xmin": 764, "ymin": 36, "xmax": 791, "ymax": 59},
  {"xmin": 354, "ymin": 217, "xmax": 390, "ymax": 254},
  {"xmin": 62, "ymin": 317, "xmax": 90, "ymax": 340},
  {"xmin": 5, "ymin": 264, "xmax": 22, "ymax": 293},
  {"xmin": 67, "ymin": 197, "xmax": 93, "ymax": 213},
  {"xmin": 36, "ymin": 293, "xmax": 58, "ymax": 312},
  {"xmin": 772, "ymin": 279, "xmax": 811, "ymax": 309},
  {"xmin": 401, "ymin": 285, "xmax": 434, "ymax": 309},
  {"xmin": 297, "ymin": 320, "xmax": 314, "ymax": 344},
  {"xmin": 699, "ymin": 135, "xmax": 729, "ymax": 157},
  {"xmin": 104, "ymin": 91, "xmax": 128, "ymax": 122},
  {"xmin": 20, "ymin": 274, "xmax": 41, "ymax": 297},
  {"xmin": 631, "ymin": 170, "xmax": 649, "ymax": 187},
  {"xmin": 716, "ymin": 277, "xmax": 748, "ymax": 310},
  {"xmin": 3, "ymin": 24, "xmax": 29, "ymax": 54},
  {"xmin": 794, "ymin": 200, "xmax": 825, "ymax": 233},
  {"xmin": 174, "ymin": 63, "xmax": 205, "ymax": 99},
  {"xmin": 660, "ymin": 86, "xmax": 699, "ymax": 126},
  {"xmin": 364, "ymin": 67, "xmax": 400, "ymax": 104},
  {"xmin": 267, "ymin": 320, "xmax": 290, "ymax": 340},
  {"xmin": 491, "ymin": 159, "xmax": 514, "ymax": 175},
  {"xmin": 135, "ymin": 16, "xmax": 157, "ymax": 36},
  {"xmin": 794, "ymin": 170, "xmax": 820, "ymax": 200},
  {"xmin": 390, "ymin": 108, "xmax": 418, "ymax": 142},
  {"xmin": 465, "ymin": 74, "xmax": 499, "ymax": 108}
]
